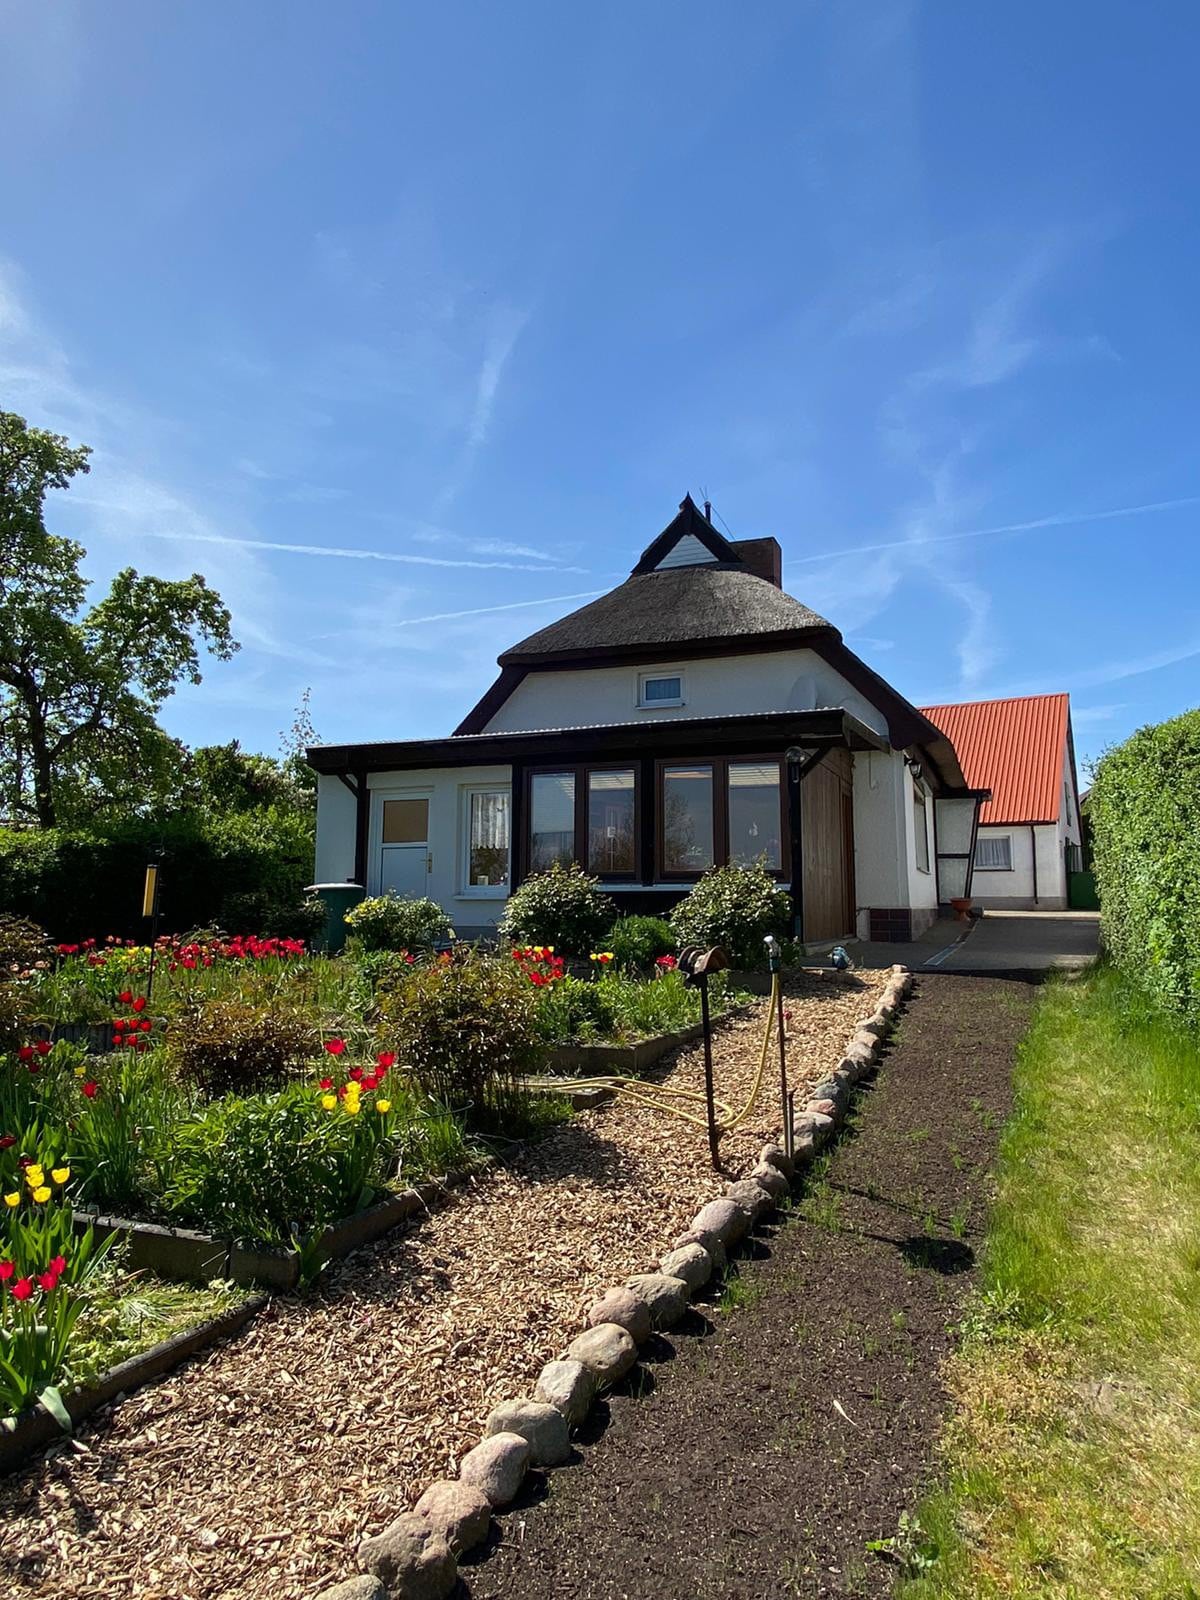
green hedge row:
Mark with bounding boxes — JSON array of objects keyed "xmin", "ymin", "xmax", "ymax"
[
  {"xmin": 0, "ymin": 807, "xmax": 317, "ymax": 941},
  {"xmin": 1089, "ymin": 708, "xmax": 1200, "ymax": 1018}
]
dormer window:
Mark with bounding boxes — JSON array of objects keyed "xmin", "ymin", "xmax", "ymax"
[{"xmin": 638, "ymin": 671, "xmax": 685, "ymax": 709}]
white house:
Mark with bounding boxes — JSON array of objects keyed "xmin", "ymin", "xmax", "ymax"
[
  {"xmin": 919, "ymin": 693, "xmax": 1082, "ymax": 910},
  {"xmin": 309, "ymin": 497, "xmax": 987, "ymax": 943}
]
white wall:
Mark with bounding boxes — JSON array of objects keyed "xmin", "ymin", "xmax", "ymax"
[
  {"xmin": 850, "ymin": 750, "xmax": 939, "ymax": 937},
  {"xmin": 314, "ymin": 773, "xmax": 358, "ymax": 884},
  {"xmin": 972, "ymin": 823, "xmax": 1067, "ymax": 908},
  {"xmin": 484, "ymin": 649, "xmax": 891, "ymax": 739}
]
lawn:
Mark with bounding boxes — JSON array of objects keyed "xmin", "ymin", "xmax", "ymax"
[{"xmin": 899, "ymin": 965, "xmax": 1200, "ymax": 1598}]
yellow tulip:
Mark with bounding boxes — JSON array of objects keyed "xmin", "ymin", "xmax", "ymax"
[
  {"xmin": 321, "ymin": 1093, "xmax": 337, "ymax": 1111},
  {"xmin": 51, "ymin": 1167, "xmax": 70, "ymax": 1184},
  {"xmin": 3, "ymin": 1192, "xmax": 18, "ymax": 1208},
  {"xmin": 344, "ymin": 1100, "xmax": 360, "ymax": 1115},
  {"xmin": 375, "ymin": 1099, "xmax": 391, "ymax": 1114},
  {"xmin": 32, "ymin": 1186, "xmax": 51, "ymax": 1203},
  {"xmin": 25, "ymin": 1168, "xmax": 44, "ymax": 1188}
]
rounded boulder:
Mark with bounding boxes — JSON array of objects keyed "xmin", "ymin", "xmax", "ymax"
[
  {"xmin": 625, "ymin": 1272, "xmax": 690, "ymax": 1329},
  {"xmin": 358, "ymin": 1514, "xmax": 457, "ymax": 1600},
  {"xmin": 533, "ymin": 1357, "xmax": 597, "ymax": 1427},
  {"xmin": 659, "ymin": 1242, "xmax": 712, "ymax": 1292},
  {"xmin": 483, "ymin": 1399, "xmax": 571, "ymax": 1467},
  {"xmin": 586, "ymin": 1284, "xmax": 652, "ymax": 1343},
  {"xmin": 458, "ymin": 1431, "xmax": 530, "ymax": 1508},
  {"xmin": 413, "ymin": 1480, "xmax": 492, "ymax": 1556},
  {"xmin": 565, "ymin": 1321, "xmax": 638, "ymax": 1384}
]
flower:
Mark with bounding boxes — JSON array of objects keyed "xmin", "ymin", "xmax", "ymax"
[
  {"xmin": 348, "ymin": 1066, "xmax": 363, "ymax": 1082},
  {"xmin": 0, "ymin": 1261, "xmax": 12, "ymax": 1280},
  {"xmin": 35, "ymin": 1040, "xmax": 51, "ymax": 1056},
  {"xmin": 324, "ymin": 1038, "xmax": 346, "ymax": 1056},
  {"xmin": 11, "ymin": 1277, "xmax": 33, "ymax": 1301},
  {"xmin": 318, "ymin": 1077, "xmax": 333, "ymax": 1091},
  {"xmin": 0, "ymin": 1134, "xmax": 15, "ymax": 1150},
  {"xmin": 81, "ymin": 1080, "xmax": 99, "ymax": 1098},
  {"xmin": 589, "ymin": 951, "xmax": 614, "ymax": 964},
  {"xmin": 37, "ymin": 1270, "xmax": 58, "ymax": 1292},
  {"xmin": 24, "ymin": 1166, "xmax": 44, "ymax": 1188},
  {"xmin": 655, "ymin": 954, "xmax": 679, "ymax": 970},
  {"xmin": 376, "ymin": 1052, "xmax": 396, "ymax": 1070},
  {"xmin": 320, "ymin": 1093, "xmax": 337, "ymax": 1111},
  {"xmin": 17, "ymin": 1045, "xmax": 33, "ymax": 1063},
  {"xmin": 51, "ymin": 1167, "xmax": 70, "ymax": 1184},
  {"xmin": 132, "ymin": 996, "xmax": 147, "ymax": 1013},
  {"xmin": 32, "ymin": 1185, "xmax": 51, "ymax": 1203},
  {"xmin": 3, "ymin": 1193, "xmax": 19, "ymax": 1208},
  {"xmin": 118, "ymin": 989, "xmax": 133, "ymax": 1004},
  {"xmin": 49, "ymin": 1255, "xmax": 67, "ymax": 1274},
  {"xmin": 375, "ymin": 1099, "xmax": 391, "ymax": 1114},
  {"xmin": 343, "ymin": 1099, "xmax": 360, "ymax": 1115}
]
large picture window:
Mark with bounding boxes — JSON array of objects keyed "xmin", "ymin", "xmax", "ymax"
[
  {"xmin": 529, "ymin": 772, "xmax": 576, "ymax": 872},
  {"xmin": 588, "ymin": 769, "xmax": 636, "ymax": 876},
  {"xmin": 463, "ymin": 789, "xmax": 510, "ymax": 892},
  {"xmin": 728, "ymin": 762, "xmax": 783, "ymax": 869},
  {"xmin": 661, "ymin": 765, "xmax": 715, "ymax": 874}
]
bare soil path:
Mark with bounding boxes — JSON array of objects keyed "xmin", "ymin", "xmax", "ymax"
[
  {"xmin": 0, "ymin": 970, "xmax": 883, "ymax": 1600},
  {"xmin": 464, "ymin": 974, "xmax": 1037, "ymax": 1600}
]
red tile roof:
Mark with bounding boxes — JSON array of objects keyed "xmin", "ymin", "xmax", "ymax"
[{"xmin": 918, "ymin": 694, "xmax": 1070, "ymax": 825}]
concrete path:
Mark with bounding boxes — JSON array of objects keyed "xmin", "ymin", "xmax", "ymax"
[{"xmin": 932, "ymin": 909, "xmax": 1100, "ymax": 973}]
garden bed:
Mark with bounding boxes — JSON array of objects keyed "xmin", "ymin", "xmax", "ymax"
[{"xmin": 0, "ymin": 968, "xmax": 887, "ymax": 1600}]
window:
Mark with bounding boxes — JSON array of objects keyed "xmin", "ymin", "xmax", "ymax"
[
  {"xmin": 662, "ymin": 765, "xmax": 714, "ymax": 874},
  {"xmin": 638, "ymin": 671, "xmax": 684, "ymax": 708},
  {"xmin": 463, "ymin": 789, "xmax": 509, "ymax": 893},
  {"xmin": 728, "ymin": 762, "xmax": 782, "ymax": 869},
  {"xmin": 588, "ymin": 769, "xmax": 636, "ymax": 875},
  {"xmin": 529, "ymin": 772, "xmax": 576, "ymax": 872},
  {"xmin": 975, "ymin": 833, "xmax": 1013, "ymax": 871},
  {"xmin": 913, "ymin": 784, "xmax": 930, "ymax": 873},
  {"xmin": 382, "ymin": 797, "xmax": 428, "ymax": 844}
]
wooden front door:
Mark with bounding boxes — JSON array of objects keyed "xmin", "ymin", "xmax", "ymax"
[{"xmin": 801, "ymin": 750, "xmax": 855, "ymax": 941}]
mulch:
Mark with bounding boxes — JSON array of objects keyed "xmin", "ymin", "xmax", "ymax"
[
  {"xmin": 463, "ymin": 973, "xmax": 1039, "ymax": 1600},
  {"xmin": 0, "ymin": 968, "xmax": 884, "ymax": 1600}
]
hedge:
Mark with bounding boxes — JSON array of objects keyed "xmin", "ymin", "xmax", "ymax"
[
  {"xmin": 0, "ymin": 807, "xmax": 317, "ymax": 941},
  {"xmin": 1089, "ymin": 708, "xmax": 1200, "ymax": 1019}
]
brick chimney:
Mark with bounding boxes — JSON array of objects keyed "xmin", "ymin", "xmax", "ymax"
[{"xmin": 729, "ymin": 537, "xmax": 782, "ymax": 587}]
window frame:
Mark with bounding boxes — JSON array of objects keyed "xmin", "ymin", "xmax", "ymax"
[
  {"xmin": 637, "ymin": 669, "xmax": 686, "ymax": 710},
  {"xmin": 654, "ymin": 755, "xmax": 788, "ymax": 882},
  {"xmin": 913, "ymin": 782, "xmax": 931, "ymax": 874},
  {"xmin": 459, "ymin": 784, "xmax": 512, "ymax": 899},
  {"xmin": 523, "ymin": 763, "xmax": 641, "ymax": 882},
  {"xmin": 974, "ymin": 832, "xmax": 1014, "ymax": 872}
]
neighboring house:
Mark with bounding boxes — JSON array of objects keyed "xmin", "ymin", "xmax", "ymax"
[
  {"xmin": 919, "ymin": 693, "xmax": 1083, "ymax": 910},
  {"xmin": 309, "ymin": 497, "xmax": 987, "ymax": 943}
]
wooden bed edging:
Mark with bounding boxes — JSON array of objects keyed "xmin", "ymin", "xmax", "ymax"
[{"xmin": 0, "ymin": 1293, "xmax": 269, "ymax": 1476}]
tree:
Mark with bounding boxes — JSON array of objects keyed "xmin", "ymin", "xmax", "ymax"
[{"xmin": 0, "ymin": 411, "xmax": 238, "ymax": 827}]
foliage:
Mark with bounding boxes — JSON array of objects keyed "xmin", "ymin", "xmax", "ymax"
[
  {"xmin": 0, "ymin": 808, "xmax": 316, "ymax": 941},
  {"xmin": 607, "ymin": 914, "xmax": 677, "ymax": 970},
  {"xmin": 68, "ymin": 1049, "xmax": 189, "ymax": 1214},
  {"xmin": 377, "ymin": 950, "xmax": 543, "ymax": 1123},
  {"xmin": 166, "ymin": 998, "xmax": 320, "ymax": 1096},
  {"xmin": 344, "ymin": 891, "xmax": 453, "ymax": 953},
  {"xmin": 899, "ymin": 967, "xmax": 1200, "ymax": 1599},
  {"xmin": 669, "ymin": 860, "xmax": 791, "ymax": 967},
  {"xmin": 1089, "ymin": 707, "xmax": 1200, "ymax": 1018},
  {"xmin": 533, "ymin": 966, "xmax": 739, "ymax": 1046},
  {"xmin": 499, "ymin": 862, "xmax": 616, "ymax": 954},
  {"xmin": 0, "ymin": 410, "xmax": 237, "ymax": 828},
  {"xmin": 0, "ymin": 914, "xmax": 54, "ymax": 977},
  {"xmin": 532, "ymin": 974, "xmax": 614, "ymax": 1043}
]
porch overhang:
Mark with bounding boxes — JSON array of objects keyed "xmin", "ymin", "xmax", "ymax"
[{"xmin": 307, "ymin": 708, "xmax": 889, "ymax": 777}]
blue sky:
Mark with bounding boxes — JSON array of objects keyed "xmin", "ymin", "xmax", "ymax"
[{"xmin": 2, "ymin": 1, "xmax": 1198, "ymax": 774}]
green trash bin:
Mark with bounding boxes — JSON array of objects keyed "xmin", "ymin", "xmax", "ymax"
[{"xmin": 306, "ymin": 882, "xmax": 366, "ymax": 953}]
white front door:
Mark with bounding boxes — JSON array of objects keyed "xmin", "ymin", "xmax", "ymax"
[{"xmin": 379, "ymin": 795, "xmax": 430, "ymax": 898}]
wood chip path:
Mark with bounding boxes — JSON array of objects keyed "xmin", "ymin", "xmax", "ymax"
[{"xmin": 0, "ymin": 970, "xmax": 884, "ymax": 1600}]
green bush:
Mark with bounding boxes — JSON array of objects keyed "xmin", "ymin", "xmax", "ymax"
[
  {"xmin": 344, "ymin": 892, "xmax": 453, "ymax": 952},
  {"xmin": 533, "ymin": 975, "xmax": 616, "ymax": 1043},
  {"xmin": 167, "ymin": 999, "xmax": 320, "ymax": 1096},
  {"xmin": 499, "ymin": 863, "xmax": 615, "ymax": 954},
  {"xmin": 377, "ymin": 951, "xmax": 542, "ymax": 1123},
  {"xmin": 669, "ymin": 860, "xmax": 792, "ymax": 968},
  {"xmin": 1090, "ymin": 708, "xmax": 1200, "ymax": 1018},
  {"xmin": 607, "ymin": 915, "xmax": 676, "ymax": 970}
]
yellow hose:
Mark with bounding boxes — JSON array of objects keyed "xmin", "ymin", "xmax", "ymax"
[{"xmin": 524, "ymin": 972, "xmax": 781, "ymax": 1139}]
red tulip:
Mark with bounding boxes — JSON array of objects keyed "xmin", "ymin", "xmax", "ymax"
[
  {"xmin": 38, "ymin": 1271, "xmax": 58, "ymax": 1292},
  {"xmin": 0, "ymin": 1261, "xmax": 13, "ymax": 1281},
  {"xmin": 82, "ymin": 1080, "xmax": 99, "ymax": 1098},
  {"xmin": 324, "ymin": 1038, "xmax": 346, "ymax": 1056},
  {"xmin": 349, "ymin": 1066, "xmax": 363, "ymax": 1082},
  {"xmin": 118, "ymin": 990, "xmax": 133, "ymax": 1004},
  {"xmin": 49, "ymin": 1255, "xmax": 67, "ymax": 1274},
  {"xmin": 11, "ymin": 1278, "xmax": 33, "ymax": 1302},
  {"xmin": 132, "ymin": 996, "xmax": 147, "ymax": 1013},
  {"xmin": 35, "ymin": 1040, "xmax": 51, "ymax": 1056},
  {"xmin": 17, "ymin": 1046, "xmax": 33, "ymax": 1063},
  {"xmin": 0, "ymin": 1134, "xmax": 15, "ymax": 1150},
  {"xmin": 319, "ymin": 1077, "xmax": 333, "ymax": 1091}
]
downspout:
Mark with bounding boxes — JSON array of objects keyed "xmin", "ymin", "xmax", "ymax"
[{"xmin": 1029, "ymin": 823, "xmax": 1039, "ymax": 906}]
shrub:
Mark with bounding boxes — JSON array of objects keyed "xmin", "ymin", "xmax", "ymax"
[
  {"xmin": 607, "ymin": 915, "xmax": 676, "ymax": 970},
  {"xmin": 669, "ymin": 860, "xmax": 792, "ymax": 968},
  {"xmin": 533, "ymin": 975, "xmax": 616, "ymax": 1043},
  {"xmin": 344, "ymin": 893, "xmax": 452, "ymax": 953},
  {"xmin": 499, "ymin": 863, "xmax": 615, "ymax": 954},
  {"xmin": 377, "ymin": 951, "xmax": 542, "ymax": 1123},
  {"xmin": 1090, "ymin": 708, "xmax": 1200, "ymax": 1018},
  {"xmin": 167, "ymin": 999, "xmax": 320, "ymax": 1095}
]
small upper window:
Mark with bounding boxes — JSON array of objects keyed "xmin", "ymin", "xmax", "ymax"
[{"xmin": 638, "ymin": 672, "xmax": 684, "ymax": 708}]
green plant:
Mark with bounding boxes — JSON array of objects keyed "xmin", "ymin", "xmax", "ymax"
[
  {"xmin": 378, "ymin": 951, "xmax": 543, "ymax": 1123},
  {"xmin": 166, "ymin": 998, "xmax": 320, "ymax": 1096},
  {"xmin": 498, "ymin": 863, "xmax": 616, "ymax": 955},
  {"xmin": 1089, "ymin": 707, "xmax": 1200, "ymax": 1019},
  {"xmin": 0, "ymin": 915, "xmax": 54, "ymax": 978},
  {"xmin": 607, "ymin": 915, "xmax": 676, "ymax": 970},
  {"xmin": 67, "ymin": 1049, "xmax": 189, "ymax": 1214},
  {"xmin": 344, "ymin": 892, "xmax": 453, "ymax": 952},
  {"xmin": 533, "ymin": 975, "xmax": 617, "ymax": 1043},
  {"xmin": 669, "ymin": 860, "xmax": 792, "ymax": 967}
]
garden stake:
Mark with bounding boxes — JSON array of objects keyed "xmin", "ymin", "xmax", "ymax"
[
  {"xmin": 765, "ymin": 935, "xmax": 792, "ymax": 1160},
  {"xmin": 679, "ymin": 945, "xmax": 730, "ymax": 1170},
  {"xmin": 142, "ymin": 859, "xmax": 163, "ymax": 1001}
]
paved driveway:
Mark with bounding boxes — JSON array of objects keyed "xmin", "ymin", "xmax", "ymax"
[{"xmin": 929, "ymin": 910, "xmax": 1100, "ymax": 973}]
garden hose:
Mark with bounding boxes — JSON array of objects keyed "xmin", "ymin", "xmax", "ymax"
[{"xmin": 523, "ymin": 972, "xmax": 781, "ymax": 1137}]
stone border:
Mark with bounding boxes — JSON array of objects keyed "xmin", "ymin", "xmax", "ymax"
[
  {"xmin": 0, "ymin": 1293, "xmax": 269, "ymax": 1476},
  {"xmin": 544, "ymin": 1022, "xmax": 705, "ymax": 1076},
  {"xmin": 319, "ymin": 965, "xmax": 915, "ymax": 1600}
]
